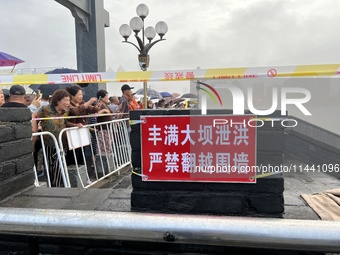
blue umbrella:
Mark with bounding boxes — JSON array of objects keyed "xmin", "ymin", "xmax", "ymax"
[{"xmin": 160, "ymin": 91, "xmax": 172, "ymax": 98}]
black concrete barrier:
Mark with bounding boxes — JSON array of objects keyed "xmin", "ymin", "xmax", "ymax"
[
  {"xmin": 0, "ymin": 108, "xmax": 35, "ymax": 201},
  {"xmin": 130, "ymin": 109, "xmax": 285, "ymax": 217},
  {"xmin": 285, "ymin": 116, "xmax": 340, "ymax": 179}
]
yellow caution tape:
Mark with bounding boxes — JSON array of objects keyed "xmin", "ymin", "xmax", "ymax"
[{"xmin": 1, "ymin": 63, "xmax": 340, "ymax": 86}]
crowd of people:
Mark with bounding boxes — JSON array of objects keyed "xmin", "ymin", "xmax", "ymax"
[
  {"xmin": 0, "ymin": 83, "xmax": 188, "ymax": 187},
  {"xmin": 0, "ymin": 84, "xmax": 137, "ymax": 187}
]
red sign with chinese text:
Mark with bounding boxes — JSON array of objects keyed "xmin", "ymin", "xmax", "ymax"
[{"xmin": 141, "ymin": 115, "xmax": 257, "ymax": 183}]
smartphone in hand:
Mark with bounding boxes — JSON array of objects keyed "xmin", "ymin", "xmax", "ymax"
[
  {"xmin": 93, "ymin": 96, "xmax": 101, "ymax": 106},
  {"xmin": 35, "ymin": 90, "xmax": 41, "ymax": 100}
]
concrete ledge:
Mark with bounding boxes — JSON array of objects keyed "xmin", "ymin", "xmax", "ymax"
[
  {"xmin": 132, "ymin": 171, "xmax": 284, "ymax": 193},
  {"xmin": 0, "ymin": 172, "xmax": 35, "ymax": 202}
]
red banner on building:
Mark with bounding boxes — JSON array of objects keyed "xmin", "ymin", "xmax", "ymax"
[{"xmin": 141, "ymin": 115, "xmax": 257, "ymax": 183}]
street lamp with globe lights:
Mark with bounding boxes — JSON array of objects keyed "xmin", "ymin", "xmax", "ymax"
[{"xmin": 119, "ymin": 3, "xmax": 168, "ymax": 108}]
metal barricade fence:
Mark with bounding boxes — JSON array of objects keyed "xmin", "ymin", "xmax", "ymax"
[
  {"xmin": 32, "ymin": 118, "xmax": 131, "ymax": 188},
  {"xmin": 32, "ymin": 131, "xmax": 69, "ymax": 188}
]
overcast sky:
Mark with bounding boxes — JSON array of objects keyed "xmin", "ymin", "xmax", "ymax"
[{"xmin": 1, "ymin": 0, "xmax": 340, "ymax": 95}]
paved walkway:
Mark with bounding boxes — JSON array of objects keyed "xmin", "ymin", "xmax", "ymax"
[
  {"xmin": 0, "ymin": 167, "xmax": 132, "ymax": 212},
  {"xmin": 1, "ymin": 162, "xmax": 339, "ymax": 220}
]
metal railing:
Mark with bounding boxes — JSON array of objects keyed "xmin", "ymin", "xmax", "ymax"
[
  {"xmin": 33, "ymin": 118, "xmax": 131, "ymax": 188},
  {"xmin": 32, "ymin": 131, "xmax": 68, "ymax": 188},
  {"xmin": 0, "ymin": 208, "xmax": 339, "ymax": 252},
  {"xmin": 0, "ymin": 67, "xmax": 63, "ymax": 75}
]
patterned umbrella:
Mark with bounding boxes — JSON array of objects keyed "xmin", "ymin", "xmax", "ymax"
[
  {"xmin": 135, "ymin": 88, "xmax": 162, "ymax": 99},
  {"xmin": 0, "ymin": 52, "xmax": 24, "ymax": 67}
]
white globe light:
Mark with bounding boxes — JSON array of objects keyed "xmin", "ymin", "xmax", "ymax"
[
  {"xmin": 130, "ymin": 17, "xmax": 143, "ymax": 33},
  {"xmin": 155, "ymin": 21, "xmax": 168, "ymax": 38},
  {"xmin": 136, "ymin": 4, "xmax": 149, "ymax": 19},
  {"xmin": 145, "ymin": 26, "xmax": 156, "ymax": 41},
  {"xmin": 119, "ymin": 24, "xmax": 132, "ymax": 40}
]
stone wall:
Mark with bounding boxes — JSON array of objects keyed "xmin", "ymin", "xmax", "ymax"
[
  {"xmin": 0, "ymin": 108, "xmax": 35, "ymax": 201},
  {"xmin": 130, "ymin": 109, "xmax": 285, "ymax": 217},
  {"xmin": 285, "ymin": 116, "xmax": 340, "ymax": 179}
]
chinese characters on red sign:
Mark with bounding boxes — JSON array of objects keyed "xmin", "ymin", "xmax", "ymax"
[{"xmin": 141, "ymin": 115, "xmax": 257, "ymax": 183}]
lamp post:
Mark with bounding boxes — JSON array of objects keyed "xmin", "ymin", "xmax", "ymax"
[{"xmin": 119, "ymin": 3, "xmax": 168, "ymax": 108}]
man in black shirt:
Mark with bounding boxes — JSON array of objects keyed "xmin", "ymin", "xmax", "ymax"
[
  {"xmin": 119, "ymin": 84, "xmax": 134, "ymax": 131},
  {"xmin": 119, "ymin": 84, "xmax": 134, "ymax": 115},
  {"xmin": 2, "ymin": 85, "xmax": 27, "ymax": 108}
]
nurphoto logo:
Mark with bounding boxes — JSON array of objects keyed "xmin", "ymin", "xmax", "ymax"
[
  {"xmin": 198, "ymin": 82, "xmax": 312, "ymax": 128},
  {"xmin": 200, "ymin": 84, "xmax": 311, "ymax": 116}
]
